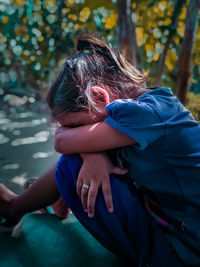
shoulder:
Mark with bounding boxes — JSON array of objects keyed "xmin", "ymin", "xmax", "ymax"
[
  {"xmin": 106, "ymin": 87, "xmax": 173, "ymax": 120},
  {"xmin": 104, "ymin": 89, "xmax": 169, "ymax": 150},
  {"xmin": 106, "ymin": 87, "xmax": 194, "ymax": 124}
]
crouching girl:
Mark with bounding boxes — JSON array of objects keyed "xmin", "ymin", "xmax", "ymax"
[{"xmin": 1, "ymin": 32, "xmax": 200, "ymax": 266}]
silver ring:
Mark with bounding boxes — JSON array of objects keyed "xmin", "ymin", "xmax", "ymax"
[{"xmin": 82, "ymin": 184, "xmax": 89, "ymax": 190}]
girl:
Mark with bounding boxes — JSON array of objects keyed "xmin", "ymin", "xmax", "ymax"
[{"xmin": 1, "ymin": 32, "xmax": 200, "ymax": 266}]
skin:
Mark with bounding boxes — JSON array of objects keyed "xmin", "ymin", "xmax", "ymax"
[
  {"xmin": 0, "ymin": 86, "xmax": 149, "ymax": 223},
  {"xmin": 54, "ymin": 86, "xmax": 136, "ymax": 217}
]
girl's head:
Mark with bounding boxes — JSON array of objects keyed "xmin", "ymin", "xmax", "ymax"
[{"xmin": 47, "ymin": 32, "xmax": 147, "ymax": 122}]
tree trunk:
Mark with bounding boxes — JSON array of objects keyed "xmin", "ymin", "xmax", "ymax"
[
  {"xmin": 154, "ymin": 0, "xmax": 186, "ymax": 87},
  {"xmin": 174, "ymin": 0, "xmax": 200, "ymax": 104},
  {"xmin": 116, "ymin": 0, "xmax": 141, "ymax": 66}
]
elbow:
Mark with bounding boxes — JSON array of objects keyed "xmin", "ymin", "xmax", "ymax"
[{"xmin": 54, "ymin": 134, "xmax": 64, "ymax": 154}]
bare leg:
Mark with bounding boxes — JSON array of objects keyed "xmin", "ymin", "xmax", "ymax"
[{"xmin": 0, "ymin": 163, "xmax": 67, "ymax": 224}]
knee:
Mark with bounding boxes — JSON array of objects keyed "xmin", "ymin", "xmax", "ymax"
[
  {"xmin": 58, "ymin": 154, "xmax": 82, "ymax": 168},
  {"xmin": 55, "ymin": 155, "xmax": 83, "ymax": 201},
  {"xmin": 56, "ymin": 154, "xmax": 83, "ymax": 179}
]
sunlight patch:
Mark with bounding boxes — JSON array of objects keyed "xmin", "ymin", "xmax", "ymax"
[
  {"xmin": 11, "ymin": 131, "xmax": 49, "ymax": 146},
  {"xmin": 0, "ymin": 133, "xmax": 9, "ymax": 144},
  {"xmin": 11, "ymin": 112, "xmax": 35, "ymax": 119},
  {"xmin": 32, "ymin": 151, "xmax": 53, "ymax": 159},
  {"xmin": 12, "ymin": 173, "xmax": 27, "ymax": 186},
  {"xmin": 0, "ymin": 118, "xmax": 47, "ymax": 130},
  {"xmin": 0, "ymin": 118, "xmax": 10, "ymax": 124},
  {"xmin": 3, "ymin": 163, "xmax": 20, "ymax": 170}
]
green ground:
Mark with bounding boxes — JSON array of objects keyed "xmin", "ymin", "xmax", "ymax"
[
  {"xmin": 0, "ymin": 97, "xmax": 124, "ymax": 266},
  {"xmin": 0, "ymin": 213, "xmax": 123, "ymax": 267}
]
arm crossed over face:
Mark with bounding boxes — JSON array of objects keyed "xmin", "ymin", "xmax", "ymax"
[{"xmin": 54, "ymin": 122, "xmax": 135, "ymax": 155}]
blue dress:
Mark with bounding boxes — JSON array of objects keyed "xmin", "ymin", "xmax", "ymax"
[
  {"xmin": 55, "ymin": 87, "xmax": 198, "ymax": 266},
  {"xmin": 104, "ymin": 87, "xmax": 200, "ymax": 265}
]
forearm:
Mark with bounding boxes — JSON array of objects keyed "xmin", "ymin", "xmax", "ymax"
[
  {"xmin": 54, "ymin": 125, "xmax": 106, "ymax": 154},
  {"xmin": 54, "ymin": 123, "xmax": 135, "ymax": 155}
]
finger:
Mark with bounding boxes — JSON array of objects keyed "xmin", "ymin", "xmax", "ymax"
[
  {"xmin": 81, "ymin": 185, "xmax": 89, "ymax": 212},
  {"xmin": 87, "ymin": 183, "xmax": 99, "ymax": 218},
  {"xmin": 102, "ymin": 182, "xmax": 114, "ymax": 213},
  {"xmin": 112, "ymin": 167, "xmax": 128, "ymax": 175},
  {"xmin": 76, "ymin": 178, "xmax": 83, "ymax": 197}
]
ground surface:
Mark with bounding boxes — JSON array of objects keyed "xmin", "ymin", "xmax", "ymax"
[
  {"xmin": 0, "ymin": 95, "xmax": 59, "ymax": 193},
  {"xmin": 0, "ymin": 94, "xmax": 125, "ymax": 267}
]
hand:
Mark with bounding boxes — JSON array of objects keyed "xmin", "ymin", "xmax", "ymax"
[{"xmin": 76, "ymin": 152, "xmax": 128, "ymax": 218}]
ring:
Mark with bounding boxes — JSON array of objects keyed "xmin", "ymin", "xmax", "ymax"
[{"xmin": 82, "ymin": 184, "xmax": 90, "ymax": 190}]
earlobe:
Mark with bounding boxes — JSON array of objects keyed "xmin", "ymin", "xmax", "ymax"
[{"xmin": 90, "ymin": 86, "xmax": 110, "ymax": 104}]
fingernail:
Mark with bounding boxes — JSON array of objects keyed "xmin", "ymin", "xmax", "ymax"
[{"xmin": 88, "ymin": 213, "xmax": 94, "ymax": 218}]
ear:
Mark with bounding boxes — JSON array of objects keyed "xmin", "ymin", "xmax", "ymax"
[{"xmin": 90, "ymin": 86, "xmax": 110, "ymax": 105}]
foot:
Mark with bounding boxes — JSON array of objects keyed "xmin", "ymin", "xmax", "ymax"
[
  {"xmin": 0, "ymin": 183, "xmax": 21, "ymax": 227},
  {"xmin": 24, "ymin": 179, "xmax": 70, "ymax": 219},
  {"xmin": 51, "ymin": 197, "xmax": 70, "ymax": 219}
]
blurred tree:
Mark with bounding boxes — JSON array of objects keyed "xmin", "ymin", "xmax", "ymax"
[
  {"xmin": 0, "ymin": 0, "xmax": 199, "ymax": 107},
  {"xmin": 174, "ymin": 0, "xmax": 200, "ymax": 104},
  {"xmin": 154, "ymin": 0, "xmax": 186, "ymax": 87},
  {"xmin": 116, "ymin": 0, "xmax": 141, "ymax": 66}
]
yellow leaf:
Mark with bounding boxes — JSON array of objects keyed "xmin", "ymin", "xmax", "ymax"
[
  {"xmin": 193, "ymin": 52, "xmax": 200, "ymax": 65},
  {"xmin": 135, "ymin": 27, "xmax": 143, "ymax": 47},
  {"xmin": 174, "ymin": 35, "xmax": 180, "ymax": 45},
  {"xmin": 105, "ymin": 13, "xmax": 118, "ymax": 30},
  {"xmin": 15, "ymin": 25, "xmax": 27, "ymax": 36},
  {"xmin": 145, "ymin": 43, "xmax": 154, "ymax": 51},
  {"xmin": 195, "ymin": 39, "xmax": 200, "ymax": 49},
  {"xmin": 167, "ymin": 5, "xmax": 174, "ymax": 16},
  {"xmin": 165, "ymin": 58, "xmax": 174, "ymax": 71},
  {"xmin": 14, "ymin": 0, "xmax": 23, "ymax": 5},
  {"xmin": 143, "ymin": 70, "xmax": 149, "ymax": 76},
  {"xmin": 179, "ymin": 6, "xmax": 186, "ymax": 20},
  {"xmin": 177, "ymin": 22, "xmax": 185, "ymax": 37},
  {"xmin": 24, "ymin": 34, "xmax": 30, "ymax": 41},
  {"xmin": 1, "ymin": 35, "xmax": 7, "ymax": 43},
  {"xmin": 65, "ymin": 0, "xmax": 74, "ymax": 6},
  {"xmin": 189, "ymin": 77, "xmax": 197, "ymax": 84},
  {"xmin": 68, "ymin": 14, "xmax": 78, "ymax": 21},
  {"xmin": 197, "ymin": 26, "xmax": 200, "ymax": 39},
  {"xmin": 153, "ymin": 52, "xmax": 159, "ymax": 61},
  {"xmin": 74, "ymin": 24, "xmax": 79, "ymax": 30},
  {"xmin": 34, "ymin": 0, "xmax": 39, "ymax": 6},
  {"xmin": 163, "ymin": 18, "xmax": 171, "ymax": 26},
  {"xmin": 158, "ymin": 10, "xmax": 164, "ymax": 17},
  {"xmin": 62, "ymin": 8, "xmax": 70, "ymax": 14},
  {"xmin": 38, "ymin": 36, "xmax": 44, "ymax": 42},
  {"xmin": 2, "ymin": 16, "xmax": 9, "ymax": 24},
  {"xmin": 30, "ymin": 55, "xmax": 35, "ymax": 61},
  {"xmin": 22, "ymin": 17, "xmax": 27, "ymax": 23},
  {"xmin": 166, "ymin": 48, "xmax": 177, "ymax": 71},
  {"xmin": 22, "ymin": 50, "xmax": 27, "ymax": 56},
  {"xmin": 61, "ymin": 23, "xmax": 66, "ymax": 30},
  {"xmin": 45, "ymin": 0, "xmax": 56, "ymax": 9},
  {"xmin": 79, "ymin": 7, "xmax": 91, "ymax": 23},
  {"xmin": 132, "ymin": 2, "xmax": 136, "ymax": 9}
]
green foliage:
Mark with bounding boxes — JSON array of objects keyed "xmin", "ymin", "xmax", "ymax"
[
  {"xmin": 0, "ymin": 0, "xmax": 199, "ymax": 103},
  {"xmin": 0, "ymin": 0, "xmax": 117, "ymax": 89}
]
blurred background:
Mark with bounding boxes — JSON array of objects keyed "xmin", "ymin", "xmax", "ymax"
[{"xmin": 0, "ymin": 0, "xmax": 200, "ymax": 193}]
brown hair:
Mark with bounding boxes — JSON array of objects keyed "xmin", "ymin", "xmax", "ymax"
[{"xmin": 47, "ymin": 32, "xmax": 147, "ymax": 118}]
